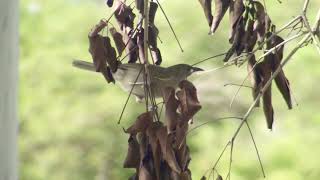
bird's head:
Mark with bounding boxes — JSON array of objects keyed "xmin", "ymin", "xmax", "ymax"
[{"xmin": 168, "ymin": 64, "xmax": 204, "ymax": 79}]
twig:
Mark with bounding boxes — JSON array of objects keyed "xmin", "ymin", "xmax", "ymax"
[
  {"xmin": 179, "ymin": 117, "xmax": 242, "ymax": 149},
  {"xmin": 224, "ymin": 83, "xmax": 253, "ymax": 89},
  {"xmin": 245, "ymin": 121, "xmax": 266, "ymax": 177},
  {"xmin": 154, "ymin": 0, "xmax": 184, "ymax": 52},
  {"xmin": 302, "ymin": 13, "xmax": 320, "ymax": 54},
  {"xmin": 191, "ymin": 52, "xmax": 228, "ymax": 66}
]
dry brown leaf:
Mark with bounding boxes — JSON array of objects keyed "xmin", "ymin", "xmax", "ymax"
[
  {"xmin": 210, "ymin": 0, "xmax": 231, "ymax": 34},
  {"xmin": 146, "ymin": 122, "xmax": 163, "ymax": 180},
  {"xmin": 103, "ymin": 36, "xmax": 119, "ymax": 73},
  {"xmin": 247, "ymin": 54, "xmax": 262, "ymax": 107},
  {"xmin": 177, "ymin": 80, "xmax": 202, "ymax": 120},
  {"xmin": 198, "ymin": 0, "xmax": 213, "ymax": 27},
  {"xmin": 163, "ymin": 87, "xmax": 179, "ymax": 134},
  {"xmin": 125, "ymin": 112, "xmax": 153, "ymax": 134},
  {"xmin": 109, "ymin": 27, "xmax": 126, "ymax": 56},
  {"xmin": 88, "ymin": 20, "xmax": 117, "ymax": 83},
  {"xmin": 229, "ymin": 0, "xmax": 244, "ymax": 43},
  {"xmin": 113, "ymin": 0, "xmax": 136, "ymax": 31},
  {"xmin": 123, "ymin": 135, "xmax": 140, "ymax": 168},
  {"xmin": 156, "ymin": 127, "xmax": 182, "ymax": 173},
  {"xmin": 252, "ymin": 1, "xmax": 266, "ymax": 41}
]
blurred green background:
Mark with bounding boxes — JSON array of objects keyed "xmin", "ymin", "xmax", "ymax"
[{"xmin": 19, "ymin": 0, "xmax": 320, "ymax": 179}]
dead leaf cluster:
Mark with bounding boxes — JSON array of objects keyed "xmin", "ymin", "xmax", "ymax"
[
  {"xmin": 247, "ymin": 33, "xmax": 292, "ymax": 129},
  {"xmin": 123, "ymin": 80, "xmax": 201, "ymax": 180},
  {"xmin": 88, "ymin": 0, "xmax": 163, "ymax": 85}
]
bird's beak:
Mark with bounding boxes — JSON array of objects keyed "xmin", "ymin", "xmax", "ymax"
[{"xmin": 192, "ymin": 67, "xmax": 204, "ymax": 72}]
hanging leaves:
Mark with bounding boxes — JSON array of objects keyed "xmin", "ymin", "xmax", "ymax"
[
  {"xmin": 113, "ymin": 0, "xmax": 136, "ymax": 31},
  {"xmin": 88, "ymin": 20, "xmax": 119, "ymax": 83},
  {"xmin": 163, "ymin": 87, "xmax": 179, "ymax": 134}
]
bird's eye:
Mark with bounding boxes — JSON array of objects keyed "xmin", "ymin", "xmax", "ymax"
[{"xmin": 189, "ymin": 68, "xmax": 194, "ymax": 73}]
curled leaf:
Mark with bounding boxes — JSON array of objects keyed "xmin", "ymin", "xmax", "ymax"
[
  {"xmin": 177, "ymin": 80, "xmax": 202, "ymax": 120},
  {"xmin": 109, "ymin": 27, "xmax": 126, "ymax": 56},
  {"xmin": 146, "ymin": 122, "xmax": 163, "ymax": 180},
  {"xmin": 125, "ymin": 112, "xmax": 153, "ymax": 134},
  {"xmin": 123, "ymin": 135, "xmax": 140, "ymax": 168},
  {"xmin": 198, "ymin": 0, "xmax": 213, "ymax": 27},
  {"xmin": 163, "ymin": 87, "xmax": 179, "ymax": 134},
  {"xmin": 103, "ymin": 36, "xmax": 119, "ymax": 73},
  {"xmin": 266, "ymin": 33, "xmax": 292, "ymax": 109},
  {"xmin": 88, "ymin": 20, "xmax": 116, "ymax": 83},
  {"xmin": 113, "ymin": 0, "xmax": 136, "ymax": 31},
  {"xmin": 259, "ymin": 57, "xmax": 274, "ymax": 129},
  {"xmin": 210, "ymin": 0, "xmax": 231, "ymax": 34}
]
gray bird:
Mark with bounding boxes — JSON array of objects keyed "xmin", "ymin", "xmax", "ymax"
[{"xmin": 72, "ymin": 60, "xmax": 203, "ymax": 100}]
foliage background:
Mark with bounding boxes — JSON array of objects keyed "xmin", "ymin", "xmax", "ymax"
[{"xmin": 20, "ymin": 0, "xmax": 320, "ymax": 179}]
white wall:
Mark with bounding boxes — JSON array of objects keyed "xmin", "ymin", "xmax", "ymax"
[{"xmin": 0, "ymin": 0, "xmax": 19, "ymax": 180}]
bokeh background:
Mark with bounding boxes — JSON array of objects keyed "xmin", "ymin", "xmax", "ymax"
[{"xmin": 20, "ymin": 0, "xmax": 320, "ymax": 179}]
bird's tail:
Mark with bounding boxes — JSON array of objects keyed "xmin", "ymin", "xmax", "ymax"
[{"xmin": 72, "ymin": 59, "xmax": 97, "ymax": 72}]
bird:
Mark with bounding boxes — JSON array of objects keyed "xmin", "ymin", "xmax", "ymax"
[{"xmin": 72, "ymin": 60, "xmax": 203, "ymax": 100}]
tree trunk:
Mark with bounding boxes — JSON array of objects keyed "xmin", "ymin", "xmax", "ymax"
[{"xmin": 0, "ymin": 0, "xmax": 19, "ymax": 180}]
